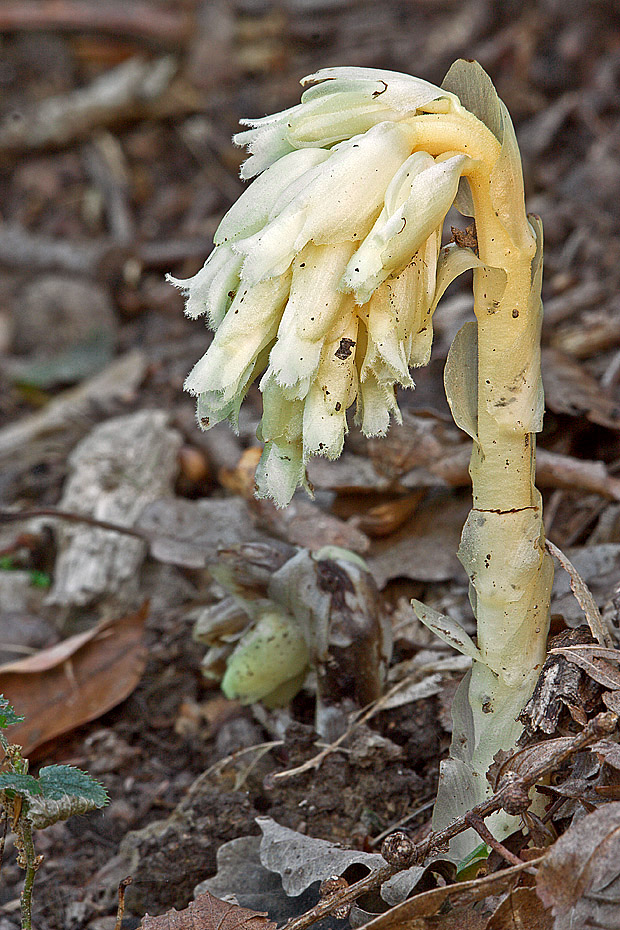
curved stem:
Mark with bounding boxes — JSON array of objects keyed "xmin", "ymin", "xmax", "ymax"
[{"xmin": 413, "ymin": 107, "xmax": 554, "ymax": 854}]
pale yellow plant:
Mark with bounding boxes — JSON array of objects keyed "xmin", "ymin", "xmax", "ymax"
[{"xmin": 171, "ymin": 60, "xmax": 554, "ymax": 857}]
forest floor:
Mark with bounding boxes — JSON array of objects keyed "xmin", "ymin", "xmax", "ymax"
[{"xmin": 1, "ymin": 1, "xmax": 620, "ymax": 928}]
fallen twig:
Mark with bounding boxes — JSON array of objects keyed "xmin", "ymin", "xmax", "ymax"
[
  {"xmin": 280, "ymin": 711, "xmax": 618, "ymax": 930},
  {"xmin": 0, "ymin": 508, "xmax": 147, "ymax": 542},
  {"xmin": 0, "ymin": 1, "xmax": 192, "ymax": 48},
  {"xmin": 0, "ymin": 222, "xmax": 213, "ymax": 276},
  {"xmin": 0, "ymin": 57, "xmax": 177, "ymax": 156},
  {"xmin": 114, "ymin": 877, "xmax": 132, "ymax": 930}
]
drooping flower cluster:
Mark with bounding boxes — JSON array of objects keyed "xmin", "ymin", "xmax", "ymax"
[{"xmin": 169, "ymin": 68, "xmax": 475, "ymax": 505}]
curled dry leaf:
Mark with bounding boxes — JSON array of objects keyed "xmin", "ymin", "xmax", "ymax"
[
  {"xmin": 536, "ymin": 801, "xmax": 620, "ymax": 929},
  {"xmin": 357, "ymin": 858, "xmax": 544, "ymax": 930},
  {"xmin": 521, "ymin": 626, "xmax": 597, "ymax": 736},
  {"xmin": 550, "ymin": 644, "xmax": 620, "ymax": 691},
  {"xmin": 0, "ymin": 604, "xmax": 148, "ymax": 755},
  {"xmin": 257, "ymin": 816, "xmax": 387, "ymax": 899},
  {"xmin": 141, "ymin": 890, "xmax": 277, "ymax": 930},
  {"xmin": 546, "ymin": 540, "xmax": 613, "ymax": 647},
  {"xmin": 486, "ymin": 886, "xmax": 553, "ymax": 930},
  {"xmin": 542, "ymin": 347, "xmax": 620, "ymax": 430}
]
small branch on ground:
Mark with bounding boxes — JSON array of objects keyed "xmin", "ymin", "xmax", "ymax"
[
  {"xmin": 114, "ymin": 876, "xmax": 132, "ymax": 930},
  {"xmin": 0, "ymin": 2, "xmax": 192, "ymax": 49},
  {"xmin": 0, "ymin": 508, "xmax": 147, "ymax": 542}
]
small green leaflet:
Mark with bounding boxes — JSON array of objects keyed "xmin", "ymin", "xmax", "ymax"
[
  {"xmin": 0, "ymin": 772, "xmax": 41, "ymax": 797},
  {"xmin": 37, "ymin": 765, "xmax": 109, "ymax": 806},
  {"xmin": 0, "ymin": 695, "xmax": 24, "ymax": 729}
]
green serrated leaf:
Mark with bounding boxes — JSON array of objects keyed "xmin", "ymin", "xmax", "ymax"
[
  {"xmin": 37, "ymin": 765, "xmax": 109, "ymax": 807},
  {"xmin": 0, "ymin": 695, "xmax": 25, "ymax": 728},
  {"xmin": 0, "ymin": 772, "xmax": 41, "ymax": 797}
]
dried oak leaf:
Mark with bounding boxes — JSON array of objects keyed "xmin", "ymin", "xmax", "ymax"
[
  {"xmin": 0, "ymin": 604, "xmax": 148, "ymax": 755},
  {"xmin": 141, "ymin": 890, "xmax": 277, "ymax": 930},
  {"xmin": 536, "ymin": 801, "xmax": 620, "ymax": 929}
]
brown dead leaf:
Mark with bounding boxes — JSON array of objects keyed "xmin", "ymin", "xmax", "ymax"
[
  {"xmin": 591, "ymin": 738, "xmax": 620, "ymax": 772},
  {"xmin": 351, "ymin": 492, "xmax": 425, "ymax": 538},
  {"xmin": 546, "ymin": 540, "xmax": 613, "ymax": 647},
  {"xmin": 486, "ymin": 886, "xmax": 553, "ymax": 929},
  {"xmin": 219, "ymin": 446, "xmax": 263, "ymax": 498},
  {"xmin": 0, "ymin": 603, "xmax": 148, "ymax": 755},
  {"xmin": 550, "ymin": 644, "xmax": 620, "ymax": 690},
  {"xmin": 361, "ymin": 859, "xmax": 544, "ymax": 930},
  {"xmin": 536, "ymin": 801, "xmax": 620, "ymax": 927},
  {"xmin": 366, "ymin": 491, "xmax": 467, "ymax": 587},
  {"xmin": 487, "ymin": 738, "xmax": 575, "ymax": 791},
  {"xmin": 141, "ymin": 890, "xmax": 277, "ymax": 930},
  {"xmin": 542, "ymin": 347, "xmax": 620, "ymax": 430}
]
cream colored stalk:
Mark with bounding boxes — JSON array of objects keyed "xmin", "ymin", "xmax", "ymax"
[
  {"xmin": 171, "ymin": 60, "xmax": 553, "ymax": 858},
  {"xmin": 408, "ymin": 64, "xmax": 554, "ymax": 854}
]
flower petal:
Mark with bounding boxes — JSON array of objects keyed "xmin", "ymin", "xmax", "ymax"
[
  {"xmin": 259, "ymin": 373, "xmax": 304, "ymax": 444},
  {"xmin": 354, "ymin": 369, "xmax": 402, "ymax": 437},
  {"xmin": 233, "ymin": 103, "xmax": 305, "ymax": 179},
  {"xmin": 344, "ymin": 153, "xmax": 470, "ymax": 303},
  {"xmin": 255, "ymin": 439, "xmax": 307, "ymax": 507},
  {"xmin": 195, "ymin": 340, "xmax": 273, "ymax": 433},
  {"xmin": 215, "ymin": 148, "xmax": 330, "ymax": 245},
  {"xmin": 266, "ymin": 242, "xmax": 356, "ymax": 398},
  {"xmin": 300, "ymin": 67, "xmax": 461, "ymax": 117},
  {"xmin": 184, "ymin": 271, "xmax": 291, "ymax": 397},
  {"xmin": 236, "ymin": 121, "xmax": 417, "ymax": 286},
  {"xmin": 167, "ymin": 243, "xmax": 242, "ymax": 327},
  {"xmin": 302, "ymin": 314, "xmax": 359, "ymax": 460}
]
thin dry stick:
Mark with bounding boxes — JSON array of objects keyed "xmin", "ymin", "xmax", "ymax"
[
  {"xmin": 463, "ymin": 812, "xmax": 524, "ymax": 867},
  {"xmin": 0, "ymin": 1, "xmax": 192, "ymax": 46},
  {"xmin": 0, "ymin": 508, "xmax": 147, "ymax": 542},
  {"xmin": 114, "ymin": 877, "xmax": 132, "ymax": 930},
  {"xmin": 280, "ymin": 711, "xmax": 617, "ymax": 930}
]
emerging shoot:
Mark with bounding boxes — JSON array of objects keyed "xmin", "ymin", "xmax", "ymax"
[{"xmin": 171, "ymin": 60, "xmax": 554, "ymax": 856}]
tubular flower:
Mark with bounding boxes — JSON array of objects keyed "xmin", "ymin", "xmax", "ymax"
[{"xmin": 169, "ymin": 67, "xmax": 475, "ymax": 506}]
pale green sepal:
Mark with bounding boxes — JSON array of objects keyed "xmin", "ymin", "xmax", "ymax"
[
  {"xmin": 221, "ymin": 608, "xmax": 310, "ymax": 704},
  {"xmin": 412, "ymin": 599, "xmax": 482, "ymax": 663},
  {"xmin": 444, "ymin": 322, "xmax": 479, "ymax": 442}
]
